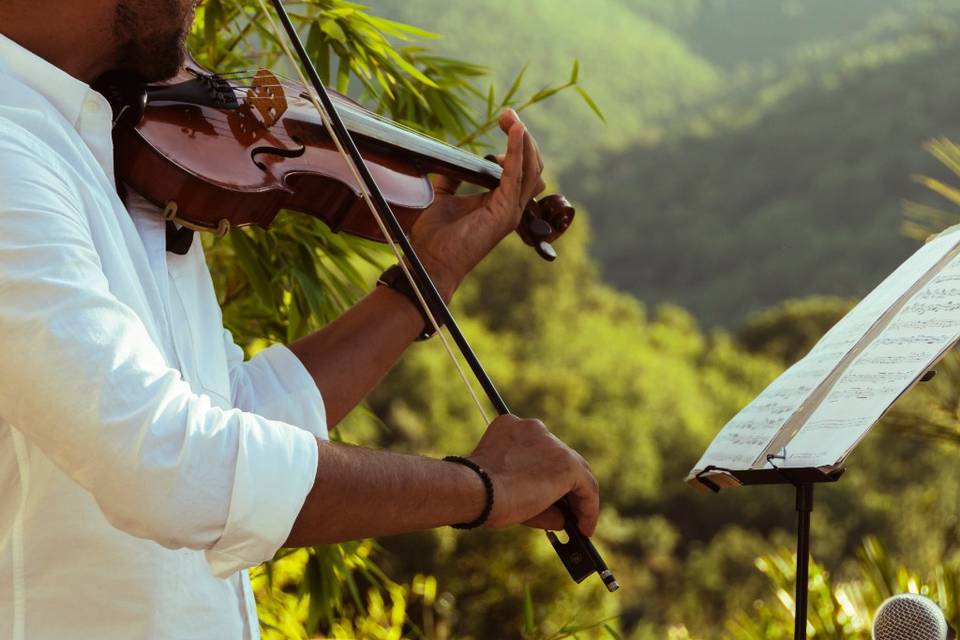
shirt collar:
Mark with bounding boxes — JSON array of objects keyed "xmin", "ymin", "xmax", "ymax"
[{"xmin": 0, "ymin": 32, "xmax": 91, "ymax": 129}]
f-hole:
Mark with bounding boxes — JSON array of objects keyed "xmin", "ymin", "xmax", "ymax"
[{"xmin": 251, "ymin": 136, "xmax": 306, "ymax": 170}]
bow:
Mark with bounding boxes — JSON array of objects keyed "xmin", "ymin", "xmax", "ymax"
[{"xmin": 256, "ymin": 0, "xmax": 618, "ymax": 592}]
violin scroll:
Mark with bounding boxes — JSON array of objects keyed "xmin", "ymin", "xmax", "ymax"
[{"xmin": 518, "ymin": 194, "xmax": 575, "ymax": 262}]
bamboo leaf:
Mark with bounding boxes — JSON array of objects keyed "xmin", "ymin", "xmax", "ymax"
[
  {"xmin": 305, "ymin": 22, "xmax": 332, "ymax": 85},
  {"xmin": 576, "ymin": 86, "xmax": 606, "ymax": 122},
  {"xmin": 320, "ymin": 20, "xmax": 347, "ymax": 44},
  {"xmin": 503, "ymin": 64, "xmax": 528, "ymax": 104},
  {"xmin": 529, "ymin": 85, "xmax": 563, "ymax": 104},
  {"xmin": 522, "ymin": 585, "xmax": 535, "ymax": 636},
  {"xmin": 914, "ymin": 175, "xmax": 960, "ymax": 207},
  {"xmin": 384, "ymin": 47, "xmax": 440, "ymax": 88},
  {"xmin": 336, "ymin": 53, "xmax": 351, "ymax": 93},
  {"xmin": 229, "ymin": 230, "xmax": 274, "ymax": 309}
]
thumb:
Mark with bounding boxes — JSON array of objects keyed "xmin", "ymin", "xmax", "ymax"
[
  {"xmin": 523, "ymin": 504, "xmax": 565, "ymax": 531},
  {"xmin": 432, "ymin": 173, "xmax": 462, "ymax": 196}
]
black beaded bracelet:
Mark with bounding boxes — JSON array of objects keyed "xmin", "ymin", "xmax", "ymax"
[
  {"xmin": 376, "ymin": 264, "xmax": 442, "ymax": 341},
  {"xmin": 443, "ymin": 455, "xmax": 494, "ymax": 529}
]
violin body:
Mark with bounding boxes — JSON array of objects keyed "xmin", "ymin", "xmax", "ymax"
[
  {"xmin": 99, "ymin": 60, "xmax": 574, "ymax": 254},
  {"xmin": 107, "ymin": 63, "xmax": 432, "ymax": 240}
]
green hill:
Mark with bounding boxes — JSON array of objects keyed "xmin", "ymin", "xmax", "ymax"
[
  {"xmin": 378, "ymin": 0, "xmax": 722, "ymax": 167},
  {"xmin": 629, "ymin": 0, "xmax": 952, "ymax": 70},
  {"xmin": 574, "ymin": 38, "xmax": 960, "ymax": 326}
]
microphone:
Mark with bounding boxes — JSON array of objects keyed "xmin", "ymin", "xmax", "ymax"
[{"xmin": 873, "ymin": 594, "xmax": 957, "ymax": 640}]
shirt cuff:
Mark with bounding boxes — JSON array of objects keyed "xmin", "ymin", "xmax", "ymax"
[
  {"xmin": 243, "ymin": 343, "xmax": 328, "ymax": 440},
  {"xmin": 204, "ymin": 415, "xmax": 319, "ymax": 578}
]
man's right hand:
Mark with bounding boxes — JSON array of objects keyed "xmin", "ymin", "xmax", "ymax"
[
  {"xmin": 467, "ymin": 415, "xmax": 600, "ymax": 536},
  {"xmin": 286, "ymin": 414, "xmax": 599, "ymax": 547}
]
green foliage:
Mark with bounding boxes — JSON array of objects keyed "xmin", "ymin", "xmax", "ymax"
[
  {"xmin": 737, "ymin": 297, "xmax": 855, "ymax": 364},
  {"xmin": 630, "ymin": 0, "xmax": 960, "ymax": 71},
  {"xmin": 576, "ymin": 36, "xmax": 960, "ymax": 326},
  {"xmin": 722, "ymin": 536, "xmax": 960, "ymax": 639},
  {"xmin": 255, "ymin": 548, "xmax": 459, "ymax": 640},
  {"xmin": 904, "ymin": 137, "xmax": 960, "ymax": 240}
]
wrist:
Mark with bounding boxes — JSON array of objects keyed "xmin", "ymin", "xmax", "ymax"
[
  {"xmin": 416, "ymin": 257, "xmax": 461, "ymax": 303},
  {"xmin": 377, "ymin": 263, "xmax": 448, "ymax": 340},
  {"xmin": 445, "ymin": 456, "xmax": 494, "ymax": 529}
]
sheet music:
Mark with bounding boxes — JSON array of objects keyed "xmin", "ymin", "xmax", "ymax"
[
  {"xmin": 782, "ymin": 249, "xmax": 960, "ymax": 467},
  {"xmin": 690, "ymin": 227, "xmax": 960, "ymax": 476}
]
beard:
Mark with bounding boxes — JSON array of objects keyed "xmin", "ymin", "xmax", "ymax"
[{"xmin": 112, "ymin": 0, "xmax": 194, "ymax": 82}]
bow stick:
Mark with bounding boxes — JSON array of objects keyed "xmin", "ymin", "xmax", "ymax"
[{"xmin": 259, "ymin": 0, "xmax": 619, "ymax": 593}]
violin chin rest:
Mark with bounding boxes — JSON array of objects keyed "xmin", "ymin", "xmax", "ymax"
[{"xmin": 93, "ymin": 70, "xmax": 149, "ymax": 126}]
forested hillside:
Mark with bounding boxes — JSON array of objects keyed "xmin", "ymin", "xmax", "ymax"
[
  {"xmin": 578, "ymin": 42, "xmax": 960, "ymax": 325},
  {"xmin": 383, "ymin": 0, "xmax": 960, "ymax": 326},
  {"xmin": 378, "ymin": 0, "xmax": 722, "ymax": 167}
]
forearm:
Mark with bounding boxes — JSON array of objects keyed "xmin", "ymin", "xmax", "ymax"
[
  {"xmin": 285, "ymin": 439, "xmax": 485, "ymax": 546},
  {"xmin": 287, "ymin": 284, "xmax": 427, "ymax": 426}
]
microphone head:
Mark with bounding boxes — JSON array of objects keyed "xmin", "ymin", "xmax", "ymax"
[{"xmin": 873, "ymin": 594, "xmax": 953, "ymax": 640}]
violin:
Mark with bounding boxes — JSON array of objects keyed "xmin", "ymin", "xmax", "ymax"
[
  {"xmin": 97, "ymin": 60, "xmax": 574, "ymax": 260},
  {"xmin": 97, "ymin": 0, "xmax": 617, "ymax": 593}
]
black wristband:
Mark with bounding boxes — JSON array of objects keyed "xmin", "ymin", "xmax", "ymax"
[
  {"xmin": 443, "ymin": 455, "xmax": 494, "ymax": 529},
  {"xmin": 376, "ymin": 264, "xmax": 442, "ymax": 341}
]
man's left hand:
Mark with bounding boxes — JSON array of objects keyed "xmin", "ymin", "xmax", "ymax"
[{"xmin": 409, "ymin": 109, "xmax": 546, "ymax": 299}]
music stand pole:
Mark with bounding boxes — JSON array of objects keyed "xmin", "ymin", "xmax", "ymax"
[
  {"xmin": 794, "ymin": 483, "xmax": 814, "ymax": 639},
  {"xmin": 695, "ymin": 467, "xmax": 841, "ymax": 640}
]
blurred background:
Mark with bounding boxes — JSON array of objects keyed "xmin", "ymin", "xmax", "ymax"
[{"xmin": 193, "ymin": 1, "xmax": 960, "ymax": 638}]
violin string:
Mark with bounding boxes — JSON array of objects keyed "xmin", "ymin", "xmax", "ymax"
[
  {"xmin": 254, "ymin": 0, "xmax": 491, "ymax": 427},
  {"xmin": 234, "ymin": 81, "xmax": 466, "ymax": 141},
  {"xmin": 232, "ymin": 85, "xmax": 500, "ymax": 177}
]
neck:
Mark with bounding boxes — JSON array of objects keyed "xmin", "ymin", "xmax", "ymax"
[{"xmin": 0, "ymin": 1, "xmax": 117, "ymax": 84}]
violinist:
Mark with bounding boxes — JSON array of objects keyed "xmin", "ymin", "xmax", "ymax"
[{"xmin": 0, "ymin": 1, "xmax": 601, "ymax": 638}]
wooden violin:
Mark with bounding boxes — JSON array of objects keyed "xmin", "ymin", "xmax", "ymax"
[{"xmin": 96, "ymin": 59, "xmax": 574, "ymax": 260}]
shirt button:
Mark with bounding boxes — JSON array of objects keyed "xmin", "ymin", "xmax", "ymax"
[{"xmin": 84, "ymin": 99, "xmax": 100, "ymax": 113}]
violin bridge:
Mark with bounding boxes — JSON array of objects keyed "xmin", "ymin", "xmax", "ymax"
[{"xmin": 245, "ymin": 69, "xmax": 287, "ymax": 127}]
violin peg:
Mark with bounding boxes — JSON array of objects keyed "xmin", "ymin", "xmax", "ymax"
[
  {"xmin": 526, "ymin": 216, "xmax": 554, "ymax": 241},
  {"xmin": 535, "ymin": 194, "xmax": 576, "ymax": 241},
  {"xmin": 517, "ymin": 194, "xmax": 575, "ymax": 261},
  {"xmin": 536, "ymin": 241, "xmax": 558, "ymax": 262}
]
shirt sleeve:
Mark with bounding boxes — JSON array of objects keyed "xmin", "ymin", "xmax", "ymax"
[
  {"xmin": 223, "ymin": 333, "xmax": 329, "ymax": 441},
  {"xmin": 0, "ymin": 132, "xmax": 318, "ymax": 578}
]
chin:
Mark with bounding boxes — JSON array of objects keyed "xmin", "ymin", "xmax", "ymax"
[{"xmin": 126, "ymin": 39, "xmax": 188, "ymax": 83}]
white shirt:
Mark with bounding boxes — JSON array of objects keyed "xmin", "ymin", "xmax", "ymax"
[{"xmin": 0, "ymin": 35, "xmax": 327, "ymax": 639}]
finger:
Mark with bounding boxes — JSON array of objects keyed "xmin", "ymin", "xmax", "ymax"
[
  {"xmin": 483, "ymin": 153, "xmax": 506, "ymax": 167},
  {"xmin": 566, "ymin": 469, "xmax": 600, "ymax": 537},
  {"xmin": 521, "ymin": 124, "xmax": 544, "ymax": 173},
  {"xmin": 523, "ymin": 505, "xmax": 565, "ymax": 531},
  {"xmin": 498, "ymin": 108, "xmax": 519, "ymax": 135},
  {"xmin": 532, "ymin": 135, "xmax": 544, "ymax": 173},
  {"xmin": 519, "ymin": 129, "xmax": 545, "ymax": 204},
  {"xmin": 497, "ymin": 120, "xmax": 525, "ymax": 206},
  {"xmin": 431, "ymin": 173, "xmax": 461, "ymax": 196}
]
